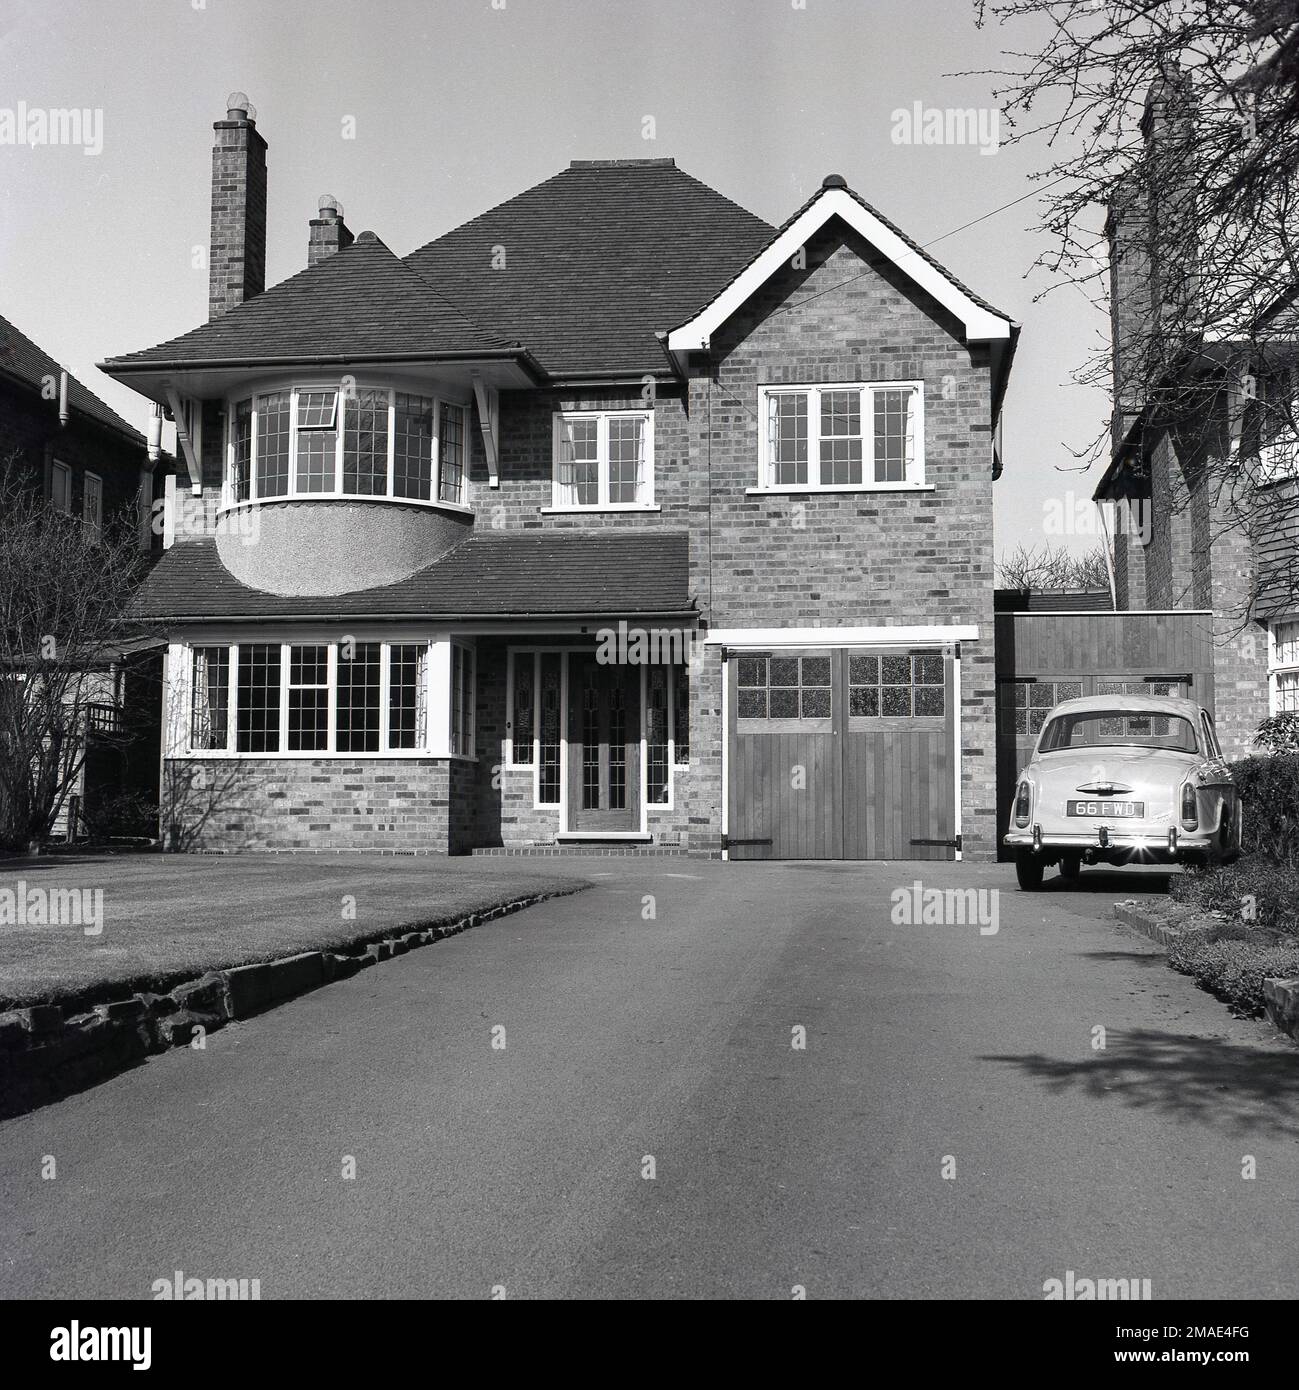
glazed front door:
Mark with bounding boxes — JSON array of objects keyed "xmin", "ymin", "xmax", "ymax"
[{"xmin": 567, "ymin": 655, "xmax": 640, "ymax": 831}]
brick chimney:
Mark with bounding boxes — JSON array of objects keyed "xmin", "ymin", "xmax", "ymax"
[
  {"xmin": 208, "ymin": 92, "xmax": 267, "ymax": 320},
  {"xmin": 308, "ymin": 195, "xmax": 353, "ymax": 267},
  {"xmin": 1106, "ymin": 61, "xmax": 1198, "ymax": 447}
]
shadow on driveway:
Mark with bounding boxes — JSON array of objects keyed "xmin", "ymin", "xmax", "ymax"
[
  {"xmin": 1028, "ymin": 868, "xmax": 1174, "ymax": 896},
  {"xmin": 982, "ymin": 1028, "xmax": 1299, "ymax": 1140}
]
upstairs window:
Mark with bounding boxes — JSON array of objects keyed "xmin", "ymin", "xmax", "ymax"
[
  {"xmin": 82, "ymin": 471, "xmax": 103, "ymax": 538},
  {"xmin": 1256, "ymin": 366, "xmax": 1299, "ymax": 483},
  {"xmin": 759, "ymin": 382, "xmax": 924, "ymax": 490},
  {"xmin": 227, "ymin": 385, "xmax": 469, "ymax": 507},
  {"xmin": 50, "ymin": 460, "xmax": 73, "ymax": 514},
  {"xmin": 553, "ymin": 409, "xmax": 654, "ymax": 508}
]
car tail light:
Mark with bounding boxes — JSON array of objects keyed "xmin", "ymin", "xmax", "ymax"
[
  {"xmin": 1180, "ymin": 780, "xmax": 1198, "ymax": 831},
  {"xmin": 1014, "ymin": 780, "xmax": 1032, "ymax": 828}
]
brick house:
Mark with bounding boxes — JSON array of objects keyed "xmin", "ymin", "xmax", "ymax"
[
  {"xmin": 101, "ymin": 95, "xmax": 1017, "ymax": 860},
  {"xmin": 1093, "ymin": 70, "xmax": 1299, "ymax": 756},
  {"xmin": 0, "ymin": 311, "xmax": 166, "ymax": 838}
]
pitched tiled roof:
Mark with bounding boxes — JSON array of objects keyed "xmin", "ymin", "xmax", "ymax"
[
  {"xmin": 102, "ymin": 234, "xmax": 525, "ymax": 370},
  {"xmin": 0, "ymin": 312, "xmax": 144, "ymax": 441},
  {"xmin": 404, "ymin": 160, "xmax": 775, "ymax": 377},
  {"xmin": 129, "ymin": 530, "xmax": 694, "ymax": 621}
]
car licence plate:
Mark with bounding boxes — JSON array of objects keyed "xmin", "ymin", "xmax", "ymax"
[{"xmin": 1067, "ymin": 800, "xmax": 1144, "ymax": 818}]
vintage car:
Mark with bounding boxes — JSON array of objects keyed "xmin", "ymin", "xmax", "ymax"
[{"xmin": 1003, "ymin": 694, "xmax": 1241, "ymax": 890}]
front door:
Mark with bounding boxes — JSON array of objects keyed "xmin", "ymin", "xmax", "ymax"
[{"xmin": 567, "ymin": 655, "xmax": 641, "ymax": 831}]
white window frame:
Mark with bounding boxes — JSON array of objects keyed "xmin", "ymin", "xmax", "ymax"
[
  {"xmin": 752, "ymin": 380, "xmax": 930, "ymax": 494},
  {"xmin": 82, "ymin": 470, "xmax": 103, "ymax": 536},
  {"xmin": 222, "ymin": 381, "xmax": 472, "ymax": 512},
  {"xmin": 50, "ymin": 459, "xmax": 73, "ymax": 514},
  {"xmin": 1269, "ymin": 616, "xmax": 1299, "ymax": 714},
  {"xmin": 180, "ymin": 635, "xmax": 458, "ymax": 758},
  {"xmin": 548, "ymin": 409, "xmax": 656, "ymax": 511}
]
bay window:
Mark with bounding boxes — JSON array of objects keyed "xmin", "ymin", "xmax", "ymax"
[
  {"xmin": 227, "ymin": 385, "xmax": 470, "ymax": 506},
  {"xmin": 552, "ymin": 409, "xmax": 654, "ymax": 508},
  {"xmin": 758, "ymin": 381, "xmax": 925, "ymax": 490},
  {"xmin": 183, "ymin": 638, "xmax": 452, "ymax": 756}
]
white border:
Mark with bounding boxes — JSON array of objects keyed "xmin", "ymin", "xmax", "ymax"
[
  {"xmin": 667, "ymin": 187, "xmax": 1013, "ymax": 351},
  {"xmin": 705, "ymin": 624, "xmax": 979, "ymax": 647}
]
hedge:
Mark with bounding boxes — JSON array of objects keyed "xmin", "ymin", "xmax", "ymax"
[{"xmin": 1229, "ymin": 752, "xmax": 1299, "ymax": 865}]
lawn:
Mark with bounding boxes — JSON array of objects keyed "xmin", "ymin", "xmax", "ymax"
[{"xmin": 0, "ymin": 853, "xmax": 588, "ymax": 1010}]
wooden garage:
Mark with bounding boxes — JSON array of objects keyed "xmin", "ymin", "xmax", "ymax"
[
  {"xmin": 993, "ymin": 601, "xmax": 1217, "ymax": 857},
  {"xmin": 723, "ymin": 642, "xmax": 959, "ymax": 861}
]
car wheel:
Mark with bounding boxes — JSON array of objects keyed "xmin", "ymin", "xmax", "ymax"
[
  {"xmin": 1015, "ymin": 851, "xmax": 1044, "ymax": 891},
  {"xmin": 1059, "ymin": 853, "xmax": 1082, "ymax": 882}
]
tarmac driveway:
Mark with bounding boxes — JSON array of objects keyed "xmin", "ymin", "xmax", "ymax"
[{"xmin": 1, "ymin": 857, "xmax": 1295, "ymax": 1299}]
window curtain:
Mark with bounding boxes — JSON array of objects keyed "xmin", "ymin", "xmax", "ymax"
[
  {"xmin": 767, "ymin": 393, "xmax": 780, "ymax": 486},
  {"xmin": 415, "ymin": 646, "xmax": 429, "ymax": 747},
  {"xmin": 191, "ymin": 649, "xmax": 213, "ymax": 749},
  {"xmin": 635, "ymin": 416, "xmax": 647, "ymax": 498},
  {"xmin": 557, "ymin": 420, "xmax": 577, "ymax": 505}
]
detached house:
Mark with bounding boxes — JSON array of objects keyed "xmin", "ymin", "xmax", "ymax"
[
  {"xmin": 101, "ymin": 94, "xmax": 1017, "ymax": 860},
  {"xmin": 1094, "ymin": 68, "xmax": 1299, "ymax": 754},
  {"xmin": 1, "ymin": 312, "xmax": 166, "ymax": 841}
]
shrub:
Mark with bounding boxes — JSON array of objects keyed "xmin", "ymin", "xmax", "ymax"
[
  {"xmin": 1167, "ymin": 937, "xmax": 1299, "ymax": 1017},
  {"xmin": 1252, "ymin": 712, "xmax": 1299, "ymax": 754},
  {"xmin": 78, "ymin": 790, "xmax": 159, "ymax": 843},
  {"xmin": 1228, "ymin": 753, "xmax": 1299, "ymax": 865},
  {"xmin": 1171, "ymin": 856, "xmax": 1299, "ymax": 936}
]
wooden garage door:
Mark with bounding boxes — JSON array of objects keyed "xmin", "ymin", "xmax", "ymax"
[{"xmin": 727, "ymin": 647, "xmax": 956, "ymax": 861}]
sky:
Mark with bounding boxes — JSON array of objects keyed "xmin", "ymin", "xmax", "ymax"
[{"xmin": 0, "ymin": 0, "xmax": 1113, "ymax": 561}]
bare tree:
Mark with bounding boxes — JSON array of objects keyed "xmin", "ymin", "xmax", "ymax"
[
  {"xmin": 974, "ymin": 0, "xmax": 1299, "ymax": 618},
  {"xmin": 0, "ymin": 457, "xmax": 156, "ymax": 852},
  {"xmin": 997, "ymin": 542, "xmax": 1112, "ymax": 590}
]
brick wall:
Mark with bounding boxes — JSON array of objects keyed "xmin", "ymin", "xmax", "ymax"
[{"xmin": 163, "ymin": 757, "xmax": 458, "ymax": 852}]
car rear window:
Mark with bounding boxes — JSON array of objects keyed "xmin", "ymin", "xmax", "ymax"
[{"xmin": 1039, "ymin": 711, "xmax": 1199, "ymax": 753}]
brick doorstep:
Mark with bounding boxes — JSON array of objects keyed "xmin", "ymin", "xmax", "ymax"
[
  {"xmin": 1113, "ymin": 901, "xmax": 1299, "ymax": 1044},
  {"xmin": 0, "ymin": 884, "xmax": 586, "ymax": 1119}
]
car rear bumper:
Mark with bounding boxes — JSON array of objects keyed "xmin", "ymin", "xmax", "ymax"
[{"xmin": 1003, "ymin": 826, "xmax": 1216, "ymax": 860}]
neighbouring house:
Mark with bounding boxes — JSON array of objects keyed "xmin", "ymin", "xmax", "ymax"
[
  {"xmin": 99, "ymin": 93, "xmax": 1020, "ymax": 860},
  {"xmin": 1093, "ymin": 68, "xmax": 1299, "ymax": 756},
  {"xmin": 0, "ymin": 311, "xmax": 167, "ymax": 841}
]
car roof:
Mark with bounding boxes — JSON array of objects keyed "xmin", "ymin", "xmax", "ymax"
[{"xmin": 1042, "ymin": 694, "xmax": 1205, "ymax": 720}]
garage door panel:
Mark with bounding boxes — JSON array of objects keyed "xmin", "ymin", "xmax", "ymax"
[{"xmin": 729, "ymin": 647, "xmax": 956, "ymax": 861}]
